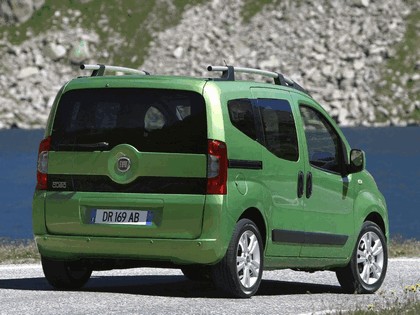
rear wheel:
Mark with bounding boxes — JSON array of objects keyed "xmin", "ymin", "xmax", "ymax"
[
  {"xmin": 41, "ymin": 257, "xmax": 92, "ymax": 290},
  {"xmin": 336, "ymin": 221, "xmax": 387, "ymax": 294},
  {"xmin": 181, "ymin": 265, "xmax": 211, "ymax": 282},
  {"xmin": 211, "ymin": 219, "xmax": 263, "ymax": 298}
]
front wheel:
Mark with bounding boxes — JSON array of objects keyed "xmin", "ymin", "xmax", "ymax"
[
  {"xmin": 336, "ymin": 221, "xmax": 388, "ymax": 294},
  {"xmin": 41, "ymin": 257, "xmax": 92, "ymax": 290},
  {"xmin": 211, "ymin": 219, "xmax": 264, "ymax": 298}
]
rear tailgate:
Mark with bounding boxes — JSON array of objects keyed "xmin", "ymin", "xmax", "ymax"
[{"xmin": 45, "ymin": 87, "xmax": 208, "ymax": 239}]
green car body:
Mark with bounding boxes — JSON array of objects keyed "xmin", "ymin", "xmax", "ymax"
[{"xmin": 33, "ymin": 67, "xmax": 389, "ymax": 296}]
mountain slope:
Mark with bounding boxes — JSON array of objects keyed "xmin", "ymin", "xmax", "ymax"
[{"xmin": 0, "ymin": 0, "xmax": 418, "ymax": 128}]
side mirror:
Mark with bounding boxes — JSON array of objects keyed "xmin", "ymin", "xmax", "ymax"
[{"xmin": 348, "ymin": 149, "xmax": 365, "ymax": 173}]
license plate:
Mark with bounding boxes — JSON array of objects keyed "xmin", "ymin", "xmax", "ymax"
[{"xmin": 90, "ymin": 209, "xmax": 153, "ymax": 225}]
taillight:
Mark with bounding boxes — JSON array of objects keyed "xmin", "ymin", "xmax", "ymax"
[
  {"xmin": 36, "ymin": 136, "xmax": 51, "ymax": 190},
  {"xmin": 207, "ymin": 140, "xmax": 228, "ymax": 195}
]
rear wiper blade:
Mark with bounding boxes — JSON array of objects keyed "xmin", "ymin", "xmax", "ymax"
[{"xmin": 59, "ymin": 142, "xmax": 109, "ymax": 149}]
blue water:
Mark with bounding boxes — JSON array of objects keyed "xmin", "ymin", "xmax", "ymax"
[
  {"xmin": 342, "ymin": 127, "xmax": 420, "ymax": 240},
  {"xmin": 0, "ymin": 127, "xmax": 418, "ymax": 240},
  {"xmin": 0, "ymin": 129, "xmax": 44, "ymax": 239}
]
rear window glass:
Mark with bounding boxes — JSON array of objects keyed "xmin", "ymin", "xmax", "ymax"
[{"xmin": 51, "ymin": 88, "xmax": 207, "ymax": 154}]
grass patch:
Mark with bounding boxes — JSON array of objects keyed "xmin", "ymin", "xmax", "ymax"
[
  {"xmin": 375, "ymin": 8, "xmax": 420, "ymax": 123},
  {"xmin": 388, "ymin": 235, "xmax": 420, "ymax": 257},
  {"xmin": 0, "ymin": 238, "xmax": 39, "ymax": 264},
  {"xmin": 332, "ymin": 284, "xmax": 420, "ymax": 314},
  {"xmin": 241, "ymin": 0, "xmax": 281, "ymax": 23},
  {"xmin": 0, "ymin": 0, "xmax": 206, "ymax": 67},
  {"xmin": 335, "ymin": 302, "xmax": 420, "ymax": 314}
]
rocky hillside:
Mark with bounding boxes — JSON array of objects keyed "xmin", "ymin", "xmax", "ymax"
[{"xmin": 0, "ymin": 0, "xmax": 419, "ymax": 129}]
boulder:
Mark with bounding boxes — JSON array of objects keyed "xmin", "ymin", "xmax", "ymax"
[
  {"xmin": 69, "ymin": 40, "xmax": 90, "ymax": 64},
  {"xmin": 0, "ymin": 0, "xmax": 45, "ymax": 25},
  {"xmin": 44, "ymin": 43, "xmax": 67, "ymax": 61},
  {"xmin": 173, "ymin": 46, "xmax": 184, "ymax": 59},
  {"xmin": 17, "ymin": 66, "xmax": 39, "ymax": 79}
]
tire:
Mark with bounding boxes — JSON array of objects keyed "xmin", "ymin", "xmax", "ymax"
[
  {"xmin": 181, "ymin": 265, "xmax": 212, "ymax": 282},
  {"xmin": 41, "ymin": 257, "xmax": 92, "ymax": 290},
  {"xmin": 211, "ymin": 219, "xmax": 264, "ymax": 298},
  {"xmin": 336, "ymin": 221, "xmax": 388, "ymax": 294}
]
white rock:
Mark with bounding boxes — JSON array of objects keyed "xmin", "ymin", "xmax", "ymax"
[
  {"xmin": 33, "ymin": 0, "xmax": 45, "ymax": 10},
  {"xmin": 17, "ymin": 66, "xmax": 39, "ymax": 79},
  {"xmin": 342, "ymin": 69, "xmax": 355, "ymax": 80},
  {"xmin": 69, "ymin": 40, "xmax": 90, "ymax": 63},
  {"xmin": 44, "ymin": 43, "xmax": 67, "ymax": 60},
  {"xmin": 9, "ymin": 0, "xmax": 34, "ymax": 23},
  {"xmin": 352, "ymin": 0, "xmax": 369, "ymax": 7},
  {"xmin": 321, "ymin": 65, "xmax": 334, "ymax": 77},
  {"xmin": 173, "ymin": 46, "xmax": 184, "ymax": 59},
  {"xmin": 33, "ymin": 52, "xmax": 44, "ymax": 66},
  {"xmin": 410, "ymin": 73, "xmax": 420, "ymax": 81},
  {"xmin": 361, "ymin": 0, "xmax": 369, "ymax": 7},
  {"xmin": 259, "ymin": 56, "xmax": 279, "ymax": 69},
  {"xmin": 332, "ymin": 90, "xmax": 343, "ymax": 100},
  {"xmin": 354, "ymin": 60, "xmax": 364, "ymax": 71}
]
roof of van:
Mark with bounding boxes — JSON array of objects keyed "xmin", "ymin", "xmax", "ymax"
[{"xmin": 74, "ymin": 64, "xmax": 311, "ymax": 97}]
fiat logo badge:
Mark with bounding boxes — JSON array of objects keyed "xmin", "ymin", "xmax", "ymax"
[{"xmin": 117, "ymin": 156, "xmax": 131, "ymax": 173}]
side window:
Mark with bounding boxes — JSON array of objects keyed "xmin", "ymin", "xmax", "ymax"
[
  {"xmin": 257, "ymin": 99, "xmax": 299, "ymax": 162},
  {"xmin": 299, "ymin": 105, "xmax": 342, "ymax": 173},
  {"xmin": 228, "ymin": 99, "xmax": 257, "ymax": 140}
]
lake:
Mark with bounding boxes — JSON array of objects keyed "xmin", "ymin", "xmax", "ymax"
[{"xmin": 0, "ymin": 127, "xmax": 418, "ymax": 240}]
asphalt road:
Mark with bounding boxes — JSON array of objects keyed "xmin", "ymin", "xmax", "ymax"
[{"xmin": 0, "ymin": 258, "xmax": 419, "ymax": 315}]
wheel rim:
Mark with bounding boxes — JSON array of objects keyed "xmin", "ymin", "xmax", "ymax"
[
  {"xmin": 236, "ymin": 230, "xmax": 261, "ymax": 289},
  {"xmin": 356, "ymin": 231, "xmax": 384, "ymax": 285}
]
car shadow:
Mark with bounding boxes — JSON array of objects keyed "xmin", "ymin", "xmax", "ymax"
[{"xmin": 0, "ymin": 275, "xmax": 343, "ymax": 298}]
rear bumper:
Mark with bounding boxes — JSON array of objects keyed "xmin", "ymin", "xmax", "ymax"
[{"xmin": 35, "ymin": 234, "xmax": 224, "ymax": 265}]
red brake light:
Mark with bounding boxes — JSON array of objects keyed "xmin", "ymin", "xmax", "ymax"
[
  {"xmin": 36, "ymin": 136, "xmax": 51, "ymax": 190},
  {"xmin": 207, "ymin": 140, "xmax": 228, "ymax": 195}
]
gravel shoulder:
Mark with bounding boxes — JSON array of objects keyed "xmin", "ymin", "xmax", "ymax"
[{"xmin": 0, "ymin": 258, "xmax": 418, "ymax": 315}]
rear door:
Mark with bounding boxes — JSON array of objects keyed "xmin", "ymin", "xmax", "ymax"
[
  {"xmin": 45, "ymin": 87, "xmax": 208, "ymax": 239},
  {"xmin": 251, "ymin": 88, "xmax": 306, "ymax": 257}
]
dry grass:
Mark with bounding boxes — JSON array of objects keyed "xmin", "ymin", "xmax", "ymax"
[
  {"xmin": 0, "ymin": 235, "xmax": 418, "ymax": 265},
  {"xmin": 0, "ymin": 238, "xmax": 40, "ymax": 264},
  {"xmin": 388, "ymin": 235, "xmax": 420, "ymax": 258},
  {"xmin": 333, "ymin": 284, "xmax": 420, "ymax": 315}
]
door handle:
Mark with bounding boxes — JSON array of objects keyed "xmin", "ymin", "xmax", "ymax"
[
  {"xmin": 306, "ymin": 172, "xmax": 313, "ymax": 198},
  {"xmin": 297, "ymin": 171, "xmax": 304, "ymax": 198}
]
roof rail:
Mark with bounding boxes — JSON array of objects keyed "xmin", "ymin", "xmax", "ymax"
[
  {"xmin": 207, "ymin": 65, "xmax": 309, "ymax": 95},
  {"xmin": 80, "ymin": 64, "xmax": 150, "ymax": 77}
]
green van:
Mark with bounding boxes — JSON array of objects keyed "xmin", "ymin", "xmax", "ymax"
[{"xmin": 33, "ymin": 64, "xmax": 389, "ymax": 298}]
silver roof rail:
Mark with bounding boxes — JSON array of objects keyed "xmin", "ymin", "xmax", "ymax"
[
  {"xmin": 80, "ymin": 64, "xmax": 150, "ymax": 77},
  {"xmin": 207, "ymin": 65, "xmax": 309, "ymax": 95}
]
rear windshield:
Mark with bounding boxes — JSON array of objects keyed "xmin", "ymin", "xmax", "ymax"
[{"xmin": 51, "ymin": 88, "xmax": 207, "ymax": 153}]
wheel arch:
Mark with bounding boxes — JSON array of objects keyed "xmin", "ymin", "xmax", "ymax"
[
  {"xmin": 354, "ymin": 190, "xmax": 389, "ymax": 242},
  {"xmin": 238, "ymin": 207, "xmax": 267, "ymax": 249},
  {"xmin": 364, "ymin": 212, "xmax": 387, "ymax": 240}
]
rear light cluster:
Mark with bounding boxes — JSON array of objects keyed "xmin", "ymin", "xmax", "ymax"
[
  {"xmin": 36, "ymin": 136, "xmax": 51, "ymax": 190},
  {"xmin": 207, "ymin": 140, "xmax": 228, "ymax": 195},
  {"xmin": 36, "ymin": 137, "xmax": 227, "ymax": 193}
]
